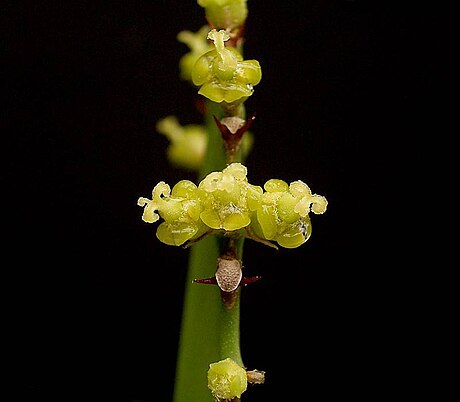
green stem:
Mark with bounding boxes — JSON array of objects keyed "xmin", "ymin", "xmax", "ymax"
[
  {"xmin": 173, "ymin": 100, "xmax": 226, "ymax": 402},
  {"xmin": 173, "ymin": 236, "xmax": 221, "ymax": 402},
  {"xmin": 199, "ymin": 100, "xmax": 226, "ymax": 180},
  {"xmin": 218, "ymin": 290, "xmax": 242, "ymax": 364},
  {"xmin": 173, "ymin": 100, "xmax": 248, "ymax": 402}
]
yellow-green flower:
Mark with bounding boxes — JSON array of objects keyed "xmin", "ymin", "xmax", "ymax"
[
  {"xmin": 252, "ymin": 179, "xmax": 328, "ymax": 248},
  {"xmin": 192, "ymin": 29, "xmax": 261, "ymax": 104},
  {"xmin": 156, "ymin": 115, "xmax": 207, "ymax": 171},
  {"xmin": 137, "ymin": 180, "xmax": 207, "ymax": 246},
  {"xmin": 198, "ymin": 163, "xmax": 262, "ymax": 231}
]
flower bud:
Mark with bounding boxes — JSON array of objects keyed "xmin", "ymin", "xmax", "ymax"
[
  {"xmin": 207, "ymin": 357, "xmax": 247, "ymax": 400},
  {"xmin": 156, "ymin": 116, "xmax": 207, "ymax": 171},
  {"xmin": 198, "ymin": 0, "xmax": 248, "ymax": 31}
]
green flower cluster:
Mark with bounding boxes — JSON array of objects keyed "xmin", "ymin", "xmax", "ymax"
[{"xmin": 138, "ymin": 163, "xmax": 327, "ymax": 248}]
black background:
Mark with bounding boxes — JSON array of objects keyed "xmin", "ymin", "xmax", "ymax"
[{"xmin": 3, "ymin": 1, "xmax": 430, "ymax": 401}]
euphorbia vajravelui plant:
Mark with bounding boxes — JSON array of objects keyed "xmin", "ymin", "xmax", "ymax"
[{"xmin": 137, "ymin": 1, "xmax": 328, "ymax": 401}]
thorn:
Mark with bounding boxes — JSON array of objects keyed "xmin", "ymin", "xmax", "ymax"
[
  {"xmin": 213, "ymin": 112, "xmax": 256, "ymax": 139},
  {"xmin": 193, "ymin": 274, "xmax": 262, "ymax": 290},
  {"xmin": 193, "ymin": 276, "xmax": 217, "ymax": 285},
  {"xmin": 241, "ymin": 276, "xmax": 262, "ymax": 286}
]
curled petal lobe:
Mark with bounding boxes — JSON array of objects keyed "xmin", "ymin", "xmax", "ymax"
[
  {"xmin": 152, "ymin": 181, "xmax": 171, "ymax": 201},
  {"xmin": 290, "ymin": 180, "xmax": 328, "ymax": 216},
  {"xmin": 137, "ymin": 181, "xmax": 170, "ymax": 223},
  {"xmin": 137, "ymin": 197, "xmax": 160, "ymax": 223},
  {"xmin": 310, "ymin": 195, "xmax": 328, "ymax": 214}
]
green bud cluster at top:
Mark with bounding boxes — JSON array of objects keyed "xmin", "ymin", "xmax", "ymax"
[
  {"xmin": 137, "ymin": 163, "xmax": 327, "ymax": 248},
  {"xmin": 192, "ymin": 29, "xmax": 261, "ymax": 104},
  {"xmin": 198, "ymin": 0, "xmax": 248, "ymax": 31}
]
